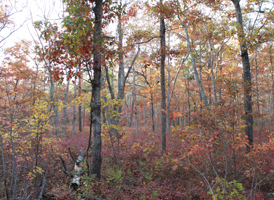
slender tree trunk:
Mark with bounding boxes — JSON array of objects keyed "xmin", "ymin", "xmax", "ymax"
[
  {"xmin": 270, "ymin": 44, "xmax": 273, "ymax": 134},
  {"xmin": 79, "ymin": 73, "xmax": 82, "ymax": 132},
  {"xmin": 83, "ymin": 108, "xmax": 85, "ymax": 127},
  {"xmin": 255, "ymin": 47, "xmax": 261, "ymax": 142},
  {"xmin": 73, "ymin": 79, "xmax": 76, "ymax": 137},
  {"xmin": 218, "ymin": 51, "xmax": 223, "ymax": 100},
  {"xmin": 143, "ymin": 100, "xmax": 146, "ymax": 125},
  {"xmin": 126, "ymin": 96, "xmax": 129, "ymax": 126},
  {"xmin": 204, "ymin": 23, "xmax": 217, "ymax": 103},
  {"xmin": 133, "ymin": 68, "xmax": 138, "ymax": 136},
  {"xmin": 166, "ymin": 68, "xmax": 170, "ymax": 133},
  {"xmin": 62, "ymin": 72, "xmax": 70, "ymax": 136},
  {"xmin": 160, "ymin": 0, "xmax": 166, "ymax": 154},
  {"xmin": 184, "ymin": 25, "xmax": 209, "ymax": 109},
  {"xmin": 91, "ymin": 0, "xmax": 102, "ymax": 179},
  {"xmin": 0, "ymin": 134, "xmax": 8, "ymax": 199},
  {"xmin": 47, "ymin": 70, "xmax": 59, "ymax": 136},
  {"xmin": 232, "ymin": 0, "xmax": 253, "ymax": 149},
  {"xmin": 151, "ymin": 93, "xmax": 155, "ymax": 131},
  {"xmin": 129, "ymin": 95, "xmax": 134, "ymax": 127}
]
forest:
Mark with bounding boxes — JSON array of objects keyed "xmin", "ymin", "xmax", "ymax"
[{"xmin": 1, "ymin": 0, "xmax": 274, "ymax": 199}]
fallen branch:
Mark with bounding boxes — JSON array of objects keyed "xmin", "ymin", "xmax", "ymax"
[{"xmin": 37, "ymin": 177, "xmax": 46, "ymax": 200}]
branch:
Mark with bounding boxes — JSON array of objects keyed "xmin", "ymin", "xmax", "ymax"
[
  {"xmin": 167, "ymin": 55, "xmax": 189, "ymax": 106},
  {"xmin": 135, "ymin": 36, "xmax": 159, "ymax": 45},
  {"xmin": 123, "ymin": 45, "xmax": 140, "ymax": 85},
  {"xmin": 68, "ymin": 147, "xmax": 76, "ymax": 163},
  {"xmin": 59, "ymin": 155, "xmax": 71, "ymax": 178}
]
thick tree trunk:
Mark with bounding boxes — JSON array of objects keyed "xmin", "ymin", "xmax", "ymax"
[
  {"xmin": 160, "ymin": 0, "xmax": 166, "ymax": 154},
  {"xmin": 117, "ymin": 15, "xmax": 125, "ymax": 115},
  {"xmin": 232, "ymin": 0, "xmax": 253, "ymax": 148},
  {"xmin": 91, "ymin": 0, "xmax": 102, "ymax": 179}
]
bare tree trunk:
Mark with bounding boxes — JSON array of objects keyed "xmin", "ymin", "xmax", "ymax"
[
  {"xmin": 126, "ymin": 95, "xmax": 129, "ymax": 126},
  {"xmin": 79, "ymin": 73, "xmax": 82, "ymax": 132},
  {"xmin": 255, "ymin": 47, "xmax": 261, "ymax": 142},
  {"xmin": 133, "ymin": 68, "xmax": 138, "ymax": 136},
  {"xmin": 270, "ymin": 44, "xmax": 273, "ymax": 134},
  {"xmin": 62, "ymin": 71, "xmax": 70, "ymax": 136},
  {"xmin": 91, "ymin": 0, "xmax": 102, "ymax": 179},
  {"xmin": 47, "ymin": 69, "xmax": 59, "ymax": 136},
  {"xmin": 73, "ymin": 79, "xmax": 76, "ymax": 137},
  {"xmin": 204, "ymin": 23, "xmax": 217, "ymax": 103},
  {"xmin": 151, "ymin": 93, "xmax": 155, "ymax": 131},
  {"xmin": 160, "ymin": 0, "xmax": 166, "ymax": 154},
  {"xmin": 0, "ymin": 133, "xmax": 8, "ymax": 199},
  {"xmin": 129, "ymin": 95, "xmax": 134, "ymax": 127},
  {"xmin": 232, "ymin": 0, "xmax": 253, "ymax": 149},
  {"xmin": 166, "ymin": 68, "xmax": 170, "ymax": 133},
  {"xmin": 143, "ymin": 100, "xmax": 146, "ymax": 125},
  {"xmin": 83, "ymin": 107, "xmax": 85, "ymax": 127},
  {"xmin": 218, "ymin": 51, "xmax": 223, "ymax": 100},
  {"xmin": 184, "ymin": 25, "xmax": 209, "ymax": 109}
]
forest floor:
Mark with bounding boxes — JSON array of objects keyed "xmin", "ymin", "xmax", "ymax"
[{"xmin": 29, "ymin": 126, "xmax": 274, "ymax": 199}]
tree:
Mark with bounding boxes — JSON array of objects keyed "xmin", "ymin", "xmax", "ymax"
[
  {"xmin": 160, "ymin": 0, "xmax": 166, "ymax": 154},
  {"xmin": 91, "ymin": 0, "xmax": 103, "ymax": 179},
  {"xmin": 231, "ymin": 0, "xmax": 253, "ymax": 149}
]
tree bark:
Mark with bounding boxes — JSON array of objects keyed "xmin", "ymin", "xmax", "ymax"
[
  {"xmin": 62, "ymin": 71, "xmax": 70, "ymax": 136},
  {"xmin": 270, "ymin": 44, "xmax": 273, "ymax": 134},
  {"xmin": 160, "ymin": 0, "xmax": 166, "ymax": 154},
  {"xmin": 184, "ymin": 25, "xmax": 209, "ymax": 109},
  {"xmin": 231, "ymin": 0, "xmax": 253, "ymax": 149},
  {"xmin": 204, "ymin": 23, "xmax": 217, "ymax": 103},
  {"xmin": 91, "ymin": 0, "xmax": 102, "ymax": 179},
  {"xmin": 73, "ymin": 79, "xmax": 76, "ymax": 137},
  {"xmin": 133, "ymin": 66, "xmax": 138, "ymax": 136},
  {"xmin": 79, "ymin": 71, "xmax": 82, "ymax": 132}
]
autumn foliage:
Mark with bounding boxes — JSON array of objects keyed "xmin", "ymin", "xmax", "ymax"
[{"xmin": 1, "ymin": 0, "xmax": 274, "ymax": 199}]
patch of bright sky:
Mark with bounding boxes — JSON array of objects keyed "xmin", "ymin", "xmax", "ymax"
[{"xmin": 1, "ymin": 0, "xmax": 64, "ymax": 49}]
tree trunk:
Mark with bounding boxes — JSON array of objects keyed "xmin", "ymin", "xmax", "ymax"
[
  {"xmin": 73, "ymin": 79, "xmax": 76, "ymax": 137},
  {"xmin": 62, "ymin": 71, "xmax": 70, "ymax": 136},
  {"xmin": 79, "ymin": 72, "xmax": 82, "ymax": 132},
  {"xmin": 166, "ymin": 68, "xmax": 170, "ymax": 134},
  {"xmin": 151, "ymin": 93, "xmax": 155, "ymax": 131},
  {"xmin": 184, "ymin": 25, "xmax": 209, "ymax": 109},
  {"xmin": 49, "ymin": 72, "xmax": 59, "ymax": 136},
  {"xmin": 204, "ymin": 23, "xmax": 217, "ymax": 103},
  {"xmin": 129, "ymin": 95, "xmax": 134, "ymax": 127},
  {"xmin": 231, "ymin": 0, "xmax": 253, "ymax": 149},
  {"xmin": 91, "ymin": 0, "xmax": 102, "ymax": 179},
  {"xmin": 133, "ymin": 67, "xmax": 138, "ymax": 136},
  {"xmin": 160, "ymin": 0, "xmax": 166, "ymax": 154},
  {"xmin": 255, "ymin": 47, "xmax": 261, "ymax": 142},
  {"xmin": 270, "ymin": 44, "xmax": 273, "ymax": 134}
]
